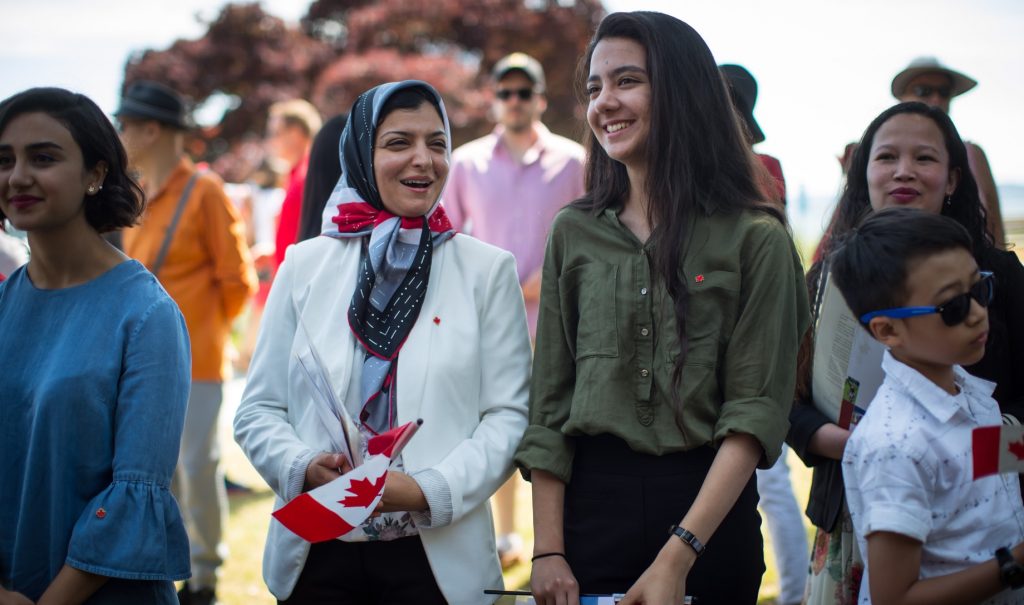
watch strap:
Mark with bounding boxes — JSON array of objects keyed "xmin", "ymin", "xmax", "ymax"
[
  {"xmin": 996, "ymin": 547, "xmax": 1024, "ymax": 589},
  {"xmin": 669, "ymin": 525, "xmax": 705, "ymax": 557}
]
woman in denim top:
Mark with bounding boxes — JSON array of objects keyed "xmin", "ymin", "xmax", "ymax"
[{"xmin": 0, "ymin": 88, "xmax": 190, "ymax": 604}]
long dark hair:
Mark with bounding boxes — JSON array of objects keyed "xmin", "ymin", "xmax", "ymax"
[
  {"xmin": 824, "ymin": 101, "xmax": 991, "ymax": 260},
  {"xmin": 574, "ymin": 11, "xmax": 781, "ymax": 406},
  {"xmin": 0, "ymin": 87, "xmax": 144, "ymax": 233}
]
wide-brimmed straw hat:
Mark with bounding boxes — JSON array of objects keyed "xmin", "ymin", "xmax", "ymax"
[{"xmin": 891, "ymin": 57, "xmax": 977, "ymax": 99}]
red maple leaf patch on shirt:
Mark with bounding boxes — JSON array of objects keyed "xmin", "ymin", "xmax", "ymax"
[
  {"xmin": 339, "ymin": 474, "xmax": 386, "ymax": 508},
  {"xmin": 1008, "ymin": 438, "xmax": 1024, "ymax": 461}
]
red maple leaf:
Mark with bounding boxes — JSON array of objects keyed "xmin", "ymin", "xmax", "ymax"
[
  {"xmin": 339, "ymin": 474, "xmax": 386, "ymax": 508},
  {"xmin": 1008, "ymin": 438, "xmax": 1024, "ymax": 461}
]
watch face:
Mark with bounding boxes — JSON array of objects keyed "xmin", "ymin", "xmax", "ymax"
[{"xmin": 998, "ymin": 548, "xmax": 1024, "ymax": 589}]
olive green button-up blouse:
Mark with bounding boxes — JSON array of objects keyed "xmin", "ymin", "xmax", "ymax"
[{"xmin": 515, "ymin": 206, "xmax": 810, "ymax": 484}]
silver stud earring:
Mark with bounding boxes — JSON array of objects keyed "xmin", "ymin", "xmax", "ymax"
[{"xmin": 944, "ymin": 194, "xmax": 952, "ymax": 207}]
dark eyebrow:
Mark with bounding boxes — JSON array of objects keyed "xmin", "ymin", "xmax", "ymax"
[
  {"xmin": 378, "ymin": 129, "xmax": 446, "ymax": 139},
  {"xmin": 933, "ymin": 268, "xmax": 980, "ymax": 300},
  {"xmin": 0, "ymin": 141, "xmax": 64, "ymax": 152},
  {"xmin": 588, "ymin": 64, "xmax": 647, "ymax": 83}
]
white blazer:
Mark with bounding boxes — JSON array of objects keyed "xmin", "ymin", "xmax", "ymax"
[{"xmin": 234, "ymin": 234, "xmax": 531, "ymax": 604}]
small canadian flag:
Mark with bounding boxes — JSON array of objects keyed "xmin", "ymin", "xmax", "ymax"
[
  {"xmin": 273, "ymin": 419, "xmax": 421, "ymax": 543},
  {"xmin": 972, "ymin": 424, "xmax": 1024, "ymax": 480}
]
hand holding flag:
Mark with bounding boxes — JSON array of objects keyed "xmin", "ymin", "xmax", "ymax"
[{"xmin": 273, "ymin": 420, "xmax": 422, "ymax": 543}]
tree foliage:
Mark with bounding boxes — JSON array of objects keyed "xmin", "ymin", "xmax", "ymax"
[{"xmin": 123, "ymin": 0, "xmax": 605, "ymax": 181}]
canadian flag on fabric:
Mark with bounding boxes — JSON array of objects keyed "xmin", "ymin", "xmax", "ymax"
[
  {"xmin": 973, "ymin": 424, "xmax": 1024, "ymax": 479},
  {"xmin": 273, "ymin": 419, "xmax": 421, "ymax": 543}
]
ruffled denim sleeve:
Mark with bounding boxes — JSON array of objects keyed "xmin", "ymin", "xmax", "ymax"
[{"xmin": 65, "ymin": 296, "xmax": 191, "ymax": 580}]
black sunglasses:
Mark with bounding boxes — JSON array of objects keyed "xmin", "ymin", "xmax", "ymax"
[
  {"xmin": 910, "ymin": 84, "xmax": 953, "ymax": 100},
  {"xmin": 496, "ymin": 88, "xmax": 535, "ymax": 101},
  {"xmin": 860, "ymin": 271, "xmax": 994, "ymax": 326}
]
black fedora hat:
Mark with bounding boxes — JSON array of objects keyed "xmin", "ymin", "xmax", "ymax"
[
  {"xmin": 719, "ymin": 64, "xmax": 765, "ymax": 144},
  {"xmin": 115, "ymin": 80, "xmax": 190, "ymax": 130}
]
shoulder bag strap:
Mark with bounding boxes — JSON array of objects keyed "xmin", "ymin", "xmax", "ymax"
[{"xmin": 151, "ymin": 172, "xmax": 200, "ymax": 277}]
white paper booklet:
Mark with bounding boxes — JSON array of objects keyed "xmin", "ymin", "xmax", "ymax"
[
  {"xmin": 294, "ymin": 306, "xmax": 363, "ymax": 467},
  {"xmin": 811, "ymin": 272, "xmax": 886, "ymax": 429}
]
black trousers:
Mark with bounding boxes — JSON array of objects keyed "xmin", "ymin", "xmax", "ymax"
[
  {"xmin": 564, "ymin": 434, "xmax": 764, "ymax": 605},
  {"xmin": 280, "ymin": 535, "xmax": 448, "ymax": 605}
]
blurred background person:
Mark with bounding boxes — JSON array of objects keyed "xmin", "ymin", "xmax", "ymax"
[
  {"xmin": 722, "ymin": 63, "xmax": 808, "ymax": 605},
  {"xmin": 0, "ymin": 87, "xmax": 190, "ymax": 604},
  {"xmin": 231, "ymin": 159, "xmax": 286, "ymax": 373},
  {"xmin": 0, "ymin": 229, "xmax": 28, "ymax": 282},
  {"xmin": 296, "ymin": 113, "xmax": 346, "ymax": 243},
  {"xmin": 265, "ymin": 99, "xmax": 321, "ymax": 269},
  {"xmin": 117, "ymin": 80, "xmax": 257, "ymax": 605},
  {"xmin": 444, "ymin": 51, "xmax": 585, "ymax": 570},
  {"xmin": 720, "ymin": 64, "xmax": 787, "ymax": 207}
]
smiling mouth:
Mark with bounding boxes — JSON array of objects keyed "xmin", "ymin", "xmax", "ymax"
[
  {"xmin": 400, "ymin": 179, "xmax": 433, "ymax": 189},
  {"xmin": 605, "ymin": 121, "xmax": 633, "ymax": 133},
  {"xmin": 889, "ymin": 188, "xmax": 919, "ymax": 202},
  {"xmin": 8, "ymin": 196, "xmax": 42, "ymax": 209}
]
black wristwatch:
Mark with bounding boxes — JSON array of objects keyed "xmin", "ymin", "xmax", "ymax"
[
  {"xmin": 669, "ymin": 525, "xmax": 705, "ymax": 557},
  {"xmin": 996, "ymin": 547, "xmax": 1024, "ymax": 589}
]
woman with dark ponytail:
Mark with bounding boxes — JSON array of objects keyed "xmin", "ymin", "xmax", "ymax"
[{"xmin": 515, "ymin": 11, "xmax": 810, "ymax": 605}]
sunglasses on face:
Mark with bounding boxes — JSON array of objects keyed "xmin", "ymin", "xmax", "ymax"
[
  {"xmin": 860, "ymin": 271, "xmax": 994, "ymax": 326},
  {"xmin": 910, "ymin": 84, "xmax": 953, "ymax": 99},
  {"xmin": 496, "ymin": 88, "xmax": 535, "ymax": 102}
]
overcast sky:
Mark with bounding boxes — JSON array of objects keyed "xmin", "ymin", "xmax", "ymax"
[{"xmin": 3, "ymin": 0, "xmax": 1022, "ymax": 228}]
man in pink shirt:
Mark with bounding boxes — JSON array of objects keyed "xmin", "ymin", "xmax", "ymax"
[
  {"xmin": 445, "ymin": 53, "xmax": 585, "ymax": 341},
  {"xmin": 444, "ymin": 52, "xmax": 585, "ymax": 569}
]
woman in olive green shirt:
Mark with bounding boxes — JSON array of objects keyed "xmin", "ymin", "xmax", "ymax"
[{"xmin": 515, "ymin": 12, "xmax": 810, "ymax": 605}]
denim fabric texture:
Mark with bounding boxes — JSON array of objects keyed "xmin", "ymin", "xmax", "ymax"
[{"xmin": 0, "ymin": 260, "xmax": 191, "ymax": 603}]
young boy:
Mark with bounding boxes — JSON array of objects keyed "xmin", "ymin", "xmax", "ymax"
[{"xmin": 830, "ymin": 207, "xmax": 1024, "ymax": 604}]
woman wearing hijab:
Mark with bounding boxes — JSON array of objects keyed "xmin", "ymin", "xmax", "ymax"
[{"xmin": 234, "ymin": 81, "xmax": 531, "ymax": 605}]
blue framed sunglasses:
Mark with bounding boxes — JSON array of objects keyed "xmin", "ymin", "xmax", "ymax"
[{"xmin": 860, "ymin": 271, "xmax": 994, "ymax": 326}]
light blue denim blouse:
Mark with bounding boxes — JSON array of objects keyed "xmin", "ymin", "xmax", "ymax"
[{"xmin": 0, "ymin": 260, "xmax": 191, "ymax": 603}]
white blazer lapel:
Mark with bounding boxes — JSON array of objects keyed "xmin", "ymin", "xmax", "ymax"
[{"xmin": 395, "ymin": 243, "xmax": 446, "ymax": 425}]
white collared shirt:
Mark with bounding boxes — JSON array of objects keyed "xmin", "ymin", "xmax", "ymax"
[{"xmin": 843, "ymin": 351, "xmax": 1024, "ymax": 604}]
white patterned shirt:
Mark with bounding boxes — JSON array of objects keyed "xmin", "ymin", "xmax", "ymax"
[{"xmin": 843, "ymin": 351, "xmax": 1024, "ymax": 604}]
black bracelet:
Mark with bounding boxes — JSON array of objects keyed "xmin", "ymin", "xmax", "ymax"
[
  {"xmin": 668, "ymin": 525, "xmax": 706, "ymax": 557},
  {"xmin": 530, "ymin": 552, "xmax": 567, "ymax": 562}
]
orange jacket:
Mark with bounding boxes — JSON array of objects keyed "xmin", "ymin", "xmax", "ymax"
[{"xmin": 124, "ymin": 158, "xmax": 256, "ymax": 381}]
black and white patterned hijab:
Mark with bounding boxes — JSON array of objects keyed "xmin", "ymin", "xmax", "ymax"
[{"xmin": 320, "ymin": 80, "xmax": 455, "ymax": 434}]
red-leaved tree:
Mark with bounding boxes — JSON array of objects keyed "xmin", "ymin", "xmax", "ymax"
[{"xmin": 123, "ymin": 0, "xmax": 604, "ymax": 181}]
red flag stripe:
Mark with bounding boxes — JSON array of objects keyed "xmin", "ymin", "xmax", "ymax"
[
  {"xmin": 272, "ymin": 492, "xmax": 355, "ymax": 543},
  {"xmin": 368, "ymin": 419, "xmax": 421, "ymax": 457},
  {"xmin": 972, "ymin": 425, "xmax": 1002, "ymax": 479}
]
